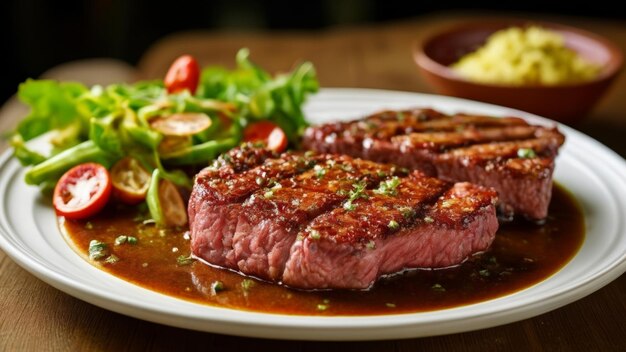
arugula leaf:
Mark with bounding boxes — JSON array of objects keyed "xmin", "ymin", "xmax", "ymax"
[
  {"xmin": 198, "ymin": 48, "xmax": 318, "ymax": 144},
  {"xmin": 17, "ymin": 79, "xmax": 89, "ymax": 141}
]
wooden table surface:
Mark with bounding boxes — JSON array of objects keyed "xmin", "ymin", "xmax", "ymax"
[{"xmin": 2, "ymin": 13, "xmax": 626, "ymax": 351}]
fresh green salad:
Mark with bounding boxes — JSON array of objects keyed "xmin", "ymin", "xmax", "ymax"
[{"xmin": 11, "ymin": 48, "xmax": 318, "ymax": 226}]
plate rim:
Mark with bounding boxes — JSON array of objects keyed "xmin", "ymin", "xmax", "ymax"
[{"xmin": 1, "ymin": 87, "xmax": 626, "ymax": 340}]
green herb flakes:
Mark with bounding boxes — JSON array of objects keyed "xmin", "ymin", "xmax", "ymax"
[
  {"xmin": 177, "ymin": 255, "xmax": 196, "ymax": 266},
  {"xmin": 385, "ymin": 303, "xmax": 396, "ymax": 308},
  {"xmin": 104, "ymin": 254, "xmax": 119, "ymax": 264},
  {"xmin": 88, "ymin": 240, "xmax": 107, "ymax": 260},
  {"xmin": 127, "ymin": 236, "xmax": 138, "ymax": 245},
  {"xmin": 431, "ymin": 283, "xmax": 446, "ymax": 292},
  {"xmin": 517, "ymin": 148, "xmax": 537, "ymax": 158},
  {"xmin": 317, "ymin": 304, "xmax": 329, "ymax": 311},
  {"xmin": 387, "ymin": 220, "xmax": 400, "ymax": 230},
  {"xmin": 343, "ymin": 200, "xmax": 356, "ymax": 211},
  {"xmin": 314, "ymin": 164, "xmax": 327, "ymax": 179},
  {"xmin": 241, "ymin": 279, "xmax": 256, "ymax": 291},
  {"xmin": 343, "ymin": 181, "xmax": 368, "ymax": 211},
  {"xmin": 114, "ymin": 235, "xmax": 127, "ymax": 245},
  {"xmin": 374, "ymin": 177, "xmax": 401, "ymax": 196},
  {"xmin": 366, "ymin": 240, "xmax": 376, "ymax": 250},
  {"xmin": 84, "ymin": 222, "xmax": 94, "ymax": 230},
  {"xmin": 424, "ymin": 216, "xmax": 435, "ymax": 224},
  {"xmin": 211, "ymin": 281, "xmax": 225, "ymax": 294},
  {"xmin": 400, "ymin": 207, "xmax": 416, "ymax": 219},
  {"xmin": 479, "ymin": 269, "xmax": 491, "ymax": 277},
  {"xmin": 309, "ymin": 229, "xmax": 321, "ymax": 240}
]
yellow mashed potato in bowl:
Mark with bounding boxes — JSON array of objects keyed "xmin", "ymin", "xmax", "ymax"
[{"xmin": 451, "ymin": 26, "xmax": 600, "ymax": 85}]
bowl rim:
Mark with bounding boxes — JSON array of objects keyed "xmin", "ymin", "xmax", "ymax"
[{"xmin": 414, "ymin": 19, "xmax": 624, "ymax": 89}]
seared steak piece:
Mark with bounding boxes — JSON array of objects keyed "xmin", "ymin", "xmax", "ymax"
[
  {"xmin": 189, "ymin": 144, "xmax": 498, "ymax": 290},
  {"xmin": 302, "ymin": 108, "xmax": 565, "ymax": 220}
]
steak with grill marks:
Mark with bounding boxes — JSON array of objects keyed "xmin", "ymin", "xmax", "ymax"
[
  {"xmin": 189, "ymin": 144, "xmax": 499, "ymax": 290},
  {"xmin": 302, "ymin": 108, "xmax": 565, "ymax": 220}
]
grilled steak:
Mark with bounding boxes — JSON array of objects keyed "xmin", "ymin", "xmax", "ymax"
[
  {"xmin": 302, "ymin": 108, "xmax": 565, "ymax": 220},
  {"xmin": 189, "ymin": 144, "xmax": 499, "ymax": 290}
]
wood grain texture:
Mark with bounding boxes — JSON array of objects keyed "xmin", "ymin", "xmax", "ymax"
[{"xmin": 2, "ymin": 12, "xmax": 626, "ymax": 351}]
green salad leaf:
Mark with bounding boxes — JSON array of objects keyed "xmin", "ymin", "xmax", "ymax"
[{"xmin": 198, "ymin": 48, "xmax": 318, "ymax": 144}]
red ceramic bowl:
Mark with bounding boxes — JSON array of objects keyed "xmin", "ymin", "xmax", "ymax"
[{"xmin": 414, "ymin": 20, "xmax": 623, "ymax": 124}]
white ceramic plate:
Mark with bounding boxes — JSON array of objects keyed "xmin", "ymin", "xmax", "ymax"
[{"xmin": 1, "ymin": 88, "xmax": 626, "ymax": 341}]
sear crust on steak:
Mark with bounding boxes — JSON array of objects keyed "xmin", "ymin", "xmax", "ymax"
[
  {"xmin": 189, "ymin": 144, "xmax": 499, "ymax": 290},
  {"xmin": 302, "ymin": 108, "xmax": 565, "ymax": 220}
]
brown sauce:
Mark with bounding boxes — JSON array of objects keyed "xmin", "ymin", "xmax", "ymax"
[{"xmin": 61, "ymin": 183, "xmax": 584, "ymax": 315}]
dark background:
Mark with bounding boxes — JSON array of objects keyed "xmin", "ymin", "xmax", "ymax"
[{"xmin": 1, "ymin": 0, "xmax": 625, "ymax": 104}]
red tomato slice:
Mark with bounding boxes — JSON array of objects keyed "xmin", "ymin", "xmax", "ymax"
[
  {"xmin": 164, "ymin": 55, "xmax": 200, "ymax": 94},
  {"xmin": 53, "ymin": 163, "xmax": 112, "ymax": 219},
  {"xmin": 110, "ymin": 157, "xmax": 151, "ymax": 205},
  {"xmin": 243, "ymin": 121, "xmax": 288, "ymax": 152}
]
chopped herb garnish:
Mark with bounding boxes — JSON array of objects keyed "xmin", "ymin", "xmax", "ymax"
[
  {"xmin": 304, "ymin": 150, "xmax": 315, "ymax": 158},
  {"xmin": 339, "ymin": 163, "xmax": 354, "ymax": 172},
  {"xmin": 309, "ymin": 229, "xmax": 321, "ymax": 240},
  {"xmin": 263, "ymin": 190, "xmax": 274, "ymax": 198},
  {"xmin": 241, "ymin": 279, "xmax": 256, "ymax": 291},
  {"xmin": 336, "ymin": 189, "xmax": 348, "ymax": 197},
  {"xmin": 387, "ymin": 220, "xmax": 400, "ymax": 230},
  {"xmin": 366, "ymin": 240, "xmax": 376, "ymax": 250},
  {"xmin": 88, "ymin": 240, "xmax": 107, "ymax": 260},
  {"xmin": 343, "ymin": 180, "xmax": 368, "ymax": 211},
  {"xmin": 377, "ymin": 171, "xmax": 388, "ymax": 178},
  {"xmin": 385, "ymin": 303, "xmax": 396, "ymax": 308},
  {"xmin": 441, "ymin": 200, "xmax": 453, "ymax": 208},
  {"xmin": 114, "ymin": 235, "xmax": 127, "ymax": 246},
  {"xmin": 517, "ymin": 148, "xmax": 536, "ymax": 158},
  {"xmin": 424, "ymin": 216, "xmax": 434, "ymax": 223},
  {"xmin": 431, "ymin": 283, "xmax": 446, "ymax": 292},
  {"xmin": 127, "ymin": 236, "xmax": 138, "ymax": 245},
  {"xmin": 479, "ymin": 269, "xmax": 491, "ymax": 277},
  {"xmin": 374, "ymin": 177, "xmax": 401, "ymax": 196},
  {"xmin": 396, "ymin": 111, "xmax": 405, "ymax": 121},
  {"xmin": 177, "ymin": 255, "xmax": 195, "ymax": 266},
  {"xmin": 211, "ymin": 281, "xmax": 225, "ymax": 294},
  {"xmin": 314, "ymin": 164, "xmax": 327, "ymax": 179},
  {"xmin": 343, "ymin": 200, "xmax": 356, "ymax": 211},
  {"xmin": 104, "ymin": 254, "xmax": 119, "ymax": 264},
  {"xmin": 255, "ymin": 177, "xmax": 265, "ymax": 186},
  {"xmin": 84, "ymin": 222, "xmax": 94, "ymax": 230},
  {"xmin": 400, "ymin": 206, "xmax": 416, "ymax": 219},
  {"xmin": 317, "ymin": 304, "xmax": 329, "ymax": 311}
]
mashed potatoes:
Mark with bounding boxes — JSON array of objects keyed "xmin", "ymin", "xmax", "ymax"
[{"xmin": 451, "ymin": 26, "xmax": 600, "ymax": 85}]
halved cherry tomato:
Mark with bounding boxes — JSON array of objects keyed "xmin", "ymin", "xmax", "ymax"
[
  {"xmin": 158, "ymin": 178, "xmax": 188, "ymax": 227},
  {"xmin": 243, "ymin": 121, "xmax": 288, "ymax": 152},
  {"xmin": 150, "ymin": 112, "xmax": 212, "ymax": 136},
  {"xmin": 53, "ymin": 163, "xmax": 112, "ymax": 219},
  {"xmin": 164, "ymin": 55, "xmax": 200, "ymax": 94},
  {"xmin": 110, "ymin": 157, "xmax": 151, "ymax": 205}
]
